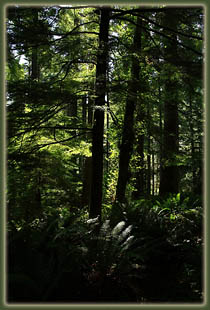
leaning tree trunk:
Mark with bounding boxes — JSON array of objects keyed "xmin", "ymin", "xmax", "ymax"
[
  {"xmin": 89, "ymin": 7, "xmax": 110, "ymax": 219},
  {"xmin": 115, "ymin": 16, "xmax": 142, "ymax": 203},
  {"xmin": 159, "ymin": 10, "xmax": 179, "ymax": 196}
]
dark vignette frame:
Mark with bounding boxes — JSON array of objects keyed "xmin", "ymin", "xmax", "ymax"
[{"xmin": 0, "ymin": 0, "xmax": 208, "ymax": 309}]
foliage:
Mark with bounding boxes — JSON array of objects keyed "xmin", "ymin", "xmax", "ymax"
[
  {"xmin": 6, "ymin": 5, "xmax": 204, "ymax": 304},
  {"xmin": 8, "ymin": 193, "xmax": 203, "ymax": 302},
  {"xmin": 119, "ymin": 194, "xmax": 203, "ymax": 301},
  {"xmin": 8, "ymin": 213, "xmax": 137, "ymax": 302}
]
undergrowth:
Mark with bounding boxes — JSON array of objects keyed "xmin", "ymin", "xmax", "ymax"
[{"xmin": 7, "ymin": 193, "xmax": 203, "ymax": 303}]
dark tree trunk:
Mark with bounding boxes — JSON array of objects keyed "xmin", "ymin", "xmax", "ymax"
[
  {"xmin": 189, "ymin": 88, "xmax": 196, "ymax": 193},
  {"xmin": 81, "ymin": 94, "xmax": 92, "ymax": 207},
  {"xmin": 31, "ymin": 47, "xmax": 38, "ymax": 80},
  {"xmin": 31, "ymin": 9, "xmax": 39, "ymax": 81},
  {"xmin": 89, "ymin": 7, "xmax": 110, "ymax": 219},
  {"xmin": 29, "ymin": 8, "xmax": 40, "ymax": 108},
  {"xmin": 82, "ymin": 95, "xmax": 87, "ymax": 125},
  {"xmin": 67, "ymin": 96, "xmax": 78, "ymax": 177},
  {"xmin": 152, "ymin": 145, "xmax": 155, "ymax": 196},
  {"xmin": 147, "ymin": 138, "xmax": 151, "ymax": 195},
  {"xmin": 105, "ymin": 88, "xmax": 110, "ymax": 173},
  {"xmin": 67, "ymin": 96, "xmax": 77, "ymax": 118},
  {"xmin": 159, "ymin": 83, "xmax": 179, "ymax": 195},
  {"xmin": 116, "ymin": 17, "xmax": 142, "ymax": 203},
  {"xmin": 88, "ymin": 89, "xmax": 94, "ymax": 125},
  {"xmin": 158, "ymin": 81, "xmax": 163, "ymax": 194},
  {"xmin": 132, "ymin": 130, "xmax": 145, "ymax": 199},
  {"xmin": 146, "ymin": 101, "xmax": 152, "ymax": 196},
  {"xmin": 159, "ymin": 10, "xmax": 179, "ymax": 196}
]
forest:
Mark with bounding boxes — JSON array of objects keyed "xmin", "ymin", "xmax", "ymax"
[{"xmin": 6, "ymin": 5, "xmax": 204, "ymax": 303}]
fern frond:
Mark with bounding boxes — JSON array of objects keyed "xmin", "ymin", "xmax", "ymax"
[
  {"xmin": 86, "ymin": 216, "xmax": 99, "ymax": 224},
  {"xmin": 111, "ymin": 221, "xmax": 126, "ymax": 238},
  {"xmin": 121, "ymin": 235, "xmax": 134, "ymax": 251},
  {"xmin": 99, "ymin": 220, "xmax": 111, "ymax": 237},
  {"xmin": 118, "ymin": 225, "xmax": 133, "ymax": 243}
]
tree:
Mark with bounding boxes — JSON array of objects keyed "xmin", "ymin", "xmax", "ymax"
[
  {"xmin": 5, "ymin": 6, "xmax": 204, "ymax": 303},
  {"xmin": 115, "ymin": 16, "xmax": 142, "ymax": 203},
  {"xmin": 159, "ymin": 9, "xmax": 180, "ymax": 196},
  {"xmin": 89, "ymin": 7, "xmax": 110, "ymax": 219},
  {"xmin": 6, "ymin": 5, "xmax": 203, "ymax": 220}
]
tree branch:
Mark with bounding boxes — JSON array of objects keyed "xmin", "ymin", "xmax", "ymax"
[
  {"xmin": 116, "ymin": 17, "xmax": 203, "ymax": 57},
  {"xmin": 136, "ymin": 14, "xmax": 203, "ymax": 40},
  {"xmin": 30, "ymin": 132, "xmax": 88, "ymax": 152}
]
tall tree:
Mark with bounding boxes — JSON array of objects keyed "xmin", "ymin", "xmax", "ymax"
[
  {"xmin": 31, "ymin": 9, "xmax": 39, "ymax": 80},
  {"xmin": 6, "ymin": 6, "xmax": 203, "ymax": 223},
  {"xmin": 89, "ymin": 7, "xmax": 110, "ymax": 219},
  {"xmin": 115, "ymin": 16, "xmax": 142, "ymax": 203},
  {"xmin": 159, "ymin": 9, "xmax": 179, "ymax": 196}
]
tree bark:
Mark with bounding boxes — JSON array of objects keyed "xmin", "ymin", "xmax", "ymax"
[
  {"xmin": 116, "ymin": 16, "xmax": 142, "ymax": 203},
  {"xmin": 159, "ymin": 10, "xmax": 179, "ymax": 196},
  {"xmin": 147, "ymin": 136, "xmax": 151, "ymax": 195},
  {"xmin": 82, "ymin": 95, "xmax": 87, "ymax": 124},
  {"xmin": 89, "ymin": 7, "xmax": 110, "ymax": 219},
  {"xmin": 88, "ymin": 92, "xmax": 93, "ymax": 125},
  {"xmin": 81, "ymin": 94, "xmax": 92, "ymax": 207},
  {"xmin": 152, "ymin": 145, "xmax": 155, "ymax": 196},
  {"xmin": 31, "ymin": 9, "xmax": 39, "ymax": 81}
]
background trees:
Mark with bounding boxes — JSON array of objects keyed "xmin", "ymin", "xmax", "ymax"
[{"xmin": 6, "ymin": 5, "xmax": 204, "ymax": 303}]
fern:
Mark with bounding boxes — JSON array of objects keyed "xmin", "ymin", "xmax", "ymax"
[
  {"xmin": 83, "ymin": 218, "xmax": 135, "ymax": 279},
  {"xmin": 111, "ymin": 221, "xmax": 126, "ymax": 237}
]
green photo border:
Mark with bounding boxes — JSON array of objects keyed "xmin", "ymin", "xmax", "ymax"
[{"xmin": 0, "ymin": 0, "xmax": 208, "ymax": 309}]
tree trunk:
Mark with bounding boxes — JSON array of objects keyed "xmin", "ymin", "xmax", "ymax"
[
  {"xmin": 152, "ymin": 144, "xmax": 155, "ymax": 196},
  {"xmin": 82, "ymin": 95, "xmax": 87, "ymax": 125},
  {"xmin": 158, "ymin": 84, "xmax": 163, "ymax": 194},
  {"xmin": 159, "ymin": 10, "xmax": 179, "ymax": 196},
  {"xmin": 116, "ymin": 16, "xmax": 142, "ymax": 203},
  {"xmin": 82, "ymin": 94, "xmax": 92, "ymax": 207},
  {"xmin": 89, "ymin": 7, "xmax": 110, "ymax": 219},
  {"xmin": 147, "ymin": 137, "xmax": 151, "ymax": 195},
  {"xmin": 67, "ymin": 96, "xmax": 78, "ymax": 177},
  {"xmin": 88, "ymin": 90, "xmax": 94, "ymax": 125},
  {"xmin": 31, "ymin": 9, "xmax": 39, "ymax": 81},
  {"xmin": 105, "ymin": 88, "xmax": 110, "ymax": 173},
  {"xmin": 67, "ymin": 96, "xmax": 77, "ymax": 118},
  {"xmin": 188, "ymin": 88, "xmax": 196, "ymax": 193}
]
